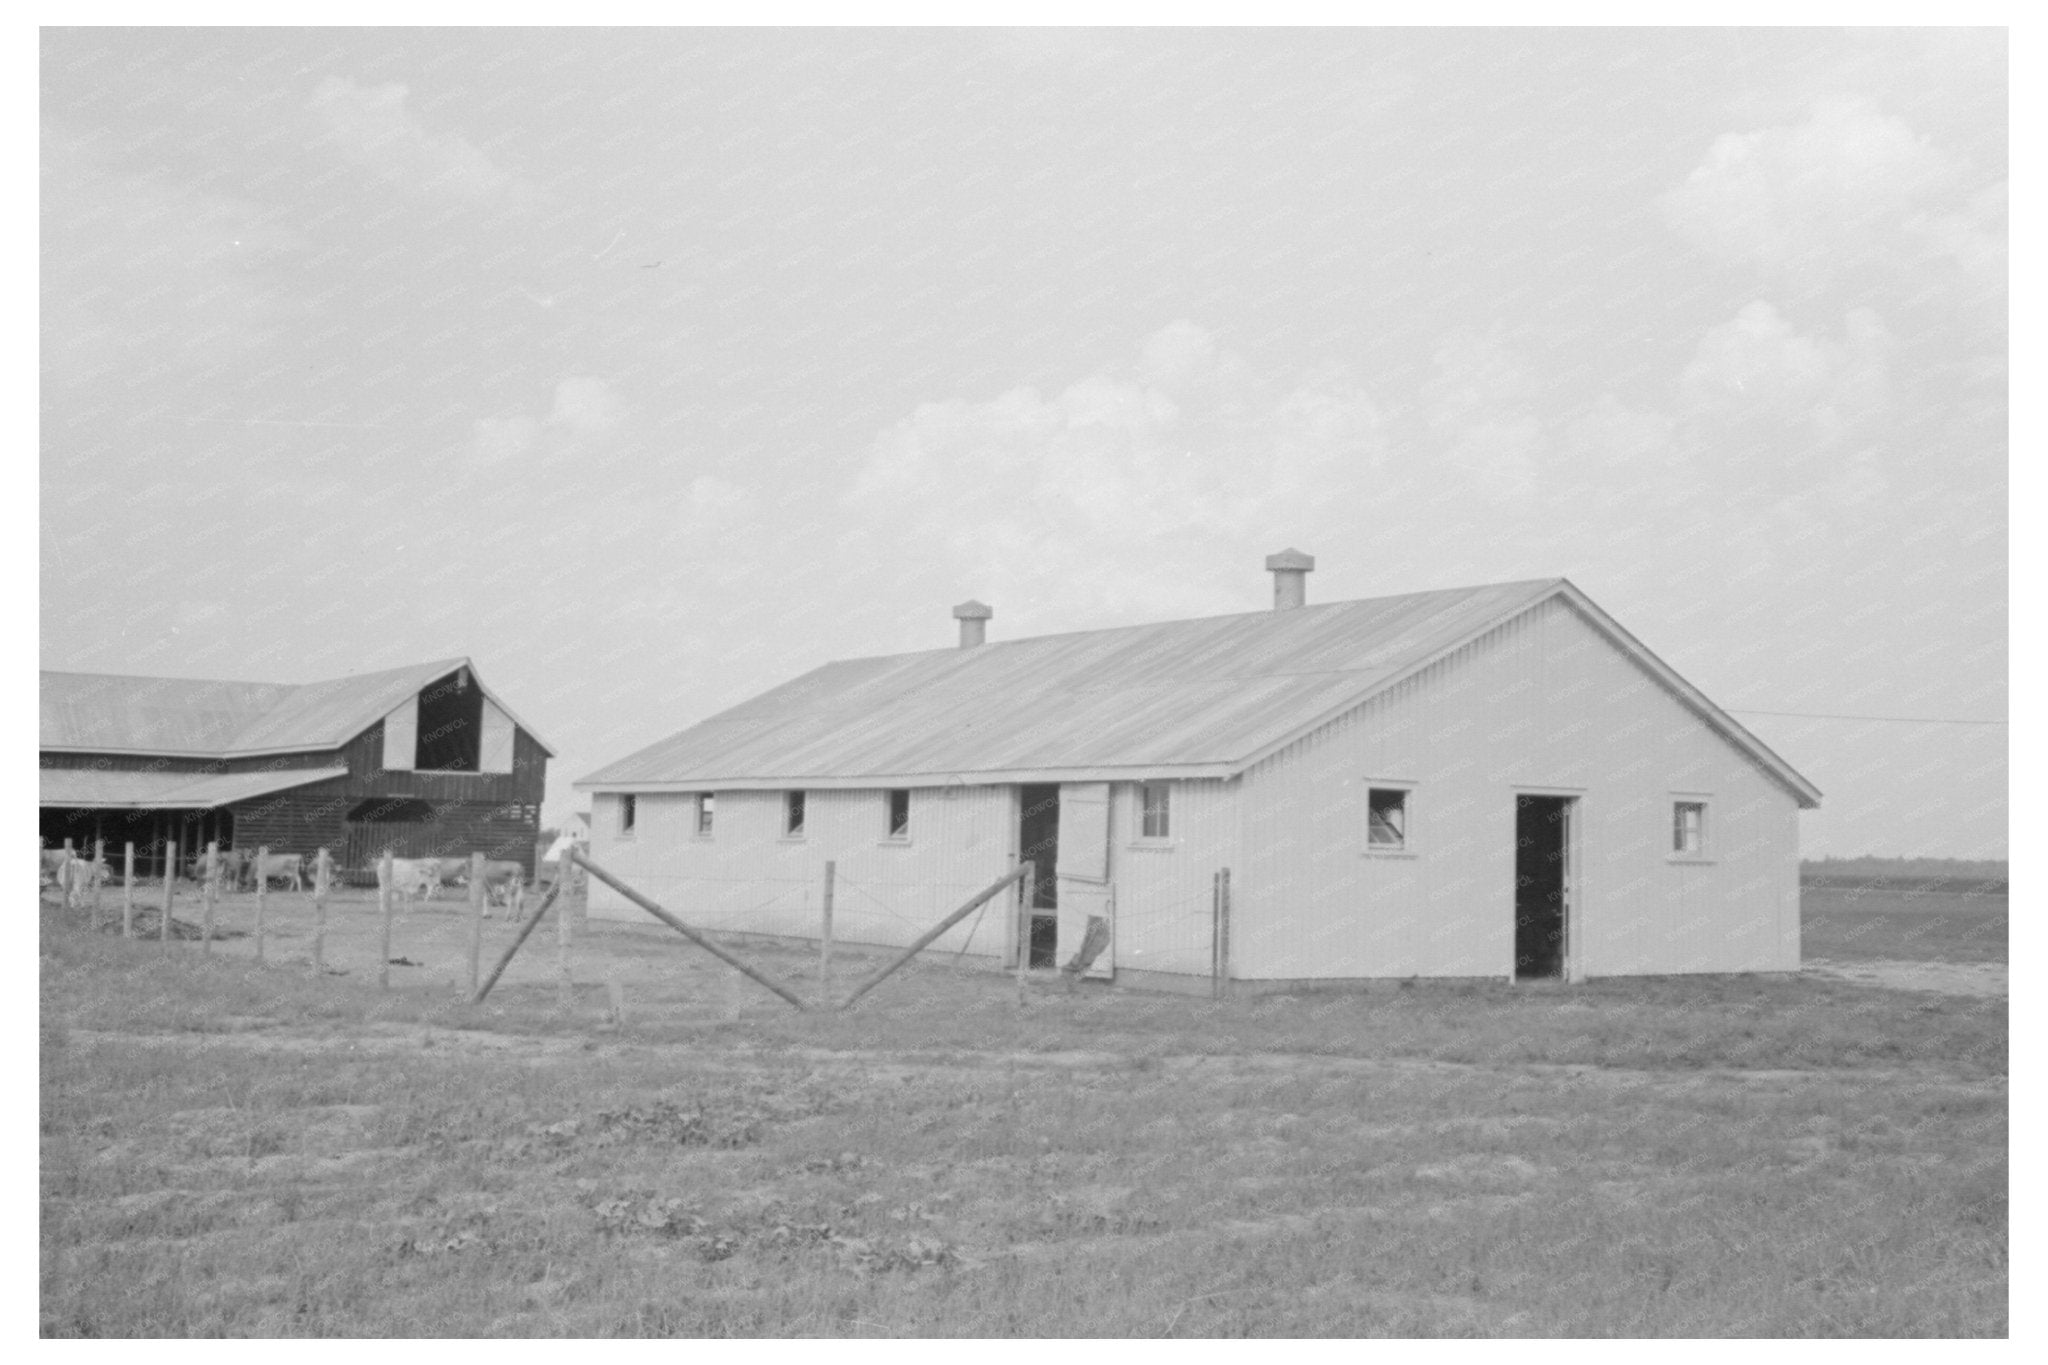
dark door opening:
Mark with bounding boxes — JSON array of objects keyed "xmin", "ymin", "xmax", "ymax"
[
  {"xmin": 1515, "ymin": 795, "xmax": 1573, "ymax": 980},
  {"xmin": 1019, "ymin": 783, "xmax": 1060, "ymax": 968}
]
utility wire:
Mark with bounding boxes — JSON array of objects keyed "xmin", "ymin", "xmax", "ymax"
[{"xmin": 1726, "ymin": 708, "xmax": 2007, "ymax": 727}]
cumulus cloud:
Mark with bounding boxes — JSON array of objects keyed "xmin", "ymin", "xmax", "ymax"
[
  {"xmin": 843, "ymin": 322, "xmax": 1388, "ymax": 624},
  {"xmin": 468, "ymin": 376, "xmax": 627, "ymax": 468},
  {"xmin": 1661, "ymin": 99, "xmax": 1958, "ymax": 281},
  {"xmin": 548, "ymin": 376, "xmax": 627, "ymax": 437},
  {"xmin": 309, "ymin": 77, "xmax": 533, "ymax": 205},
  {"xmin": 1678, "ymin": 301, "xmax": 1893, "ymax": 445}
]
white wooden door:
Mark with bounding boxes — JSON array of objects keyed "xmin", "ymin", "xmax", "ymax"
[{"xmin": 1056, "ymin": 782, "xmax": 1114, "ymax": 977}]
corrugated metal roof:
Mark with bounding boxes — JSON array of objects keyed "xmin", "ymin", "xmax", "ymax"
[
  {"xmin": 578, "ymin": 579, "xmax": 1567, "ymax": 788},
  {"xmin": 39, "ymin": 766, "xmax": 350, "ymax": 810},
  {"xmin": 39, "ymin": 658, "xmax": 556, "ymax": 758}
]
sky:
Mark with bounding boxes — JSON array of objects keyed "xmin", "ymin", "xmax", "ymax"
[{"xmin": 39, "ymin": 28, "xmax": 2008, "ymax": 858}]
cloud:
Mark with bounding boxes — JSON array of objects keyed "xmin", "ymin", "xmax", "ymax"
[
  {"xmin": 548, "ymin": 376, "xmax": 626, "ymax": 438},
  {"xmin": 467, "ymin": 376, "xmax": 627, "ymax": 469},
  {"xmin": 1678, "ymin": 301, "xmax": 1893, "ymax": 445},
  {"xmin": 1661, "ymin": 99, "xmax": 1957, "ymax": 280},
  {"xmin": 843, "ymin": 322, "xmax": 1388, "ymax": 625},
  {"xmin": 309, "ymin": 77, "xmax": 533, "ymax": 205}
]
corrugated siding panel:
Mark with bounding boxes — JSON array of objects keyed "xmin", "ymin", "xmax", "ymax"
[
  {"xmin": 586, "ymin": 786, "xmax": 1019, "ymax": 959},
  {"xmin": 1236, "ymin": 597, "xmax": 1799, "ymax": 980},
  {"xmin": 1106, "ymin": 778, "xmax": 1238, "ymax": 978}
]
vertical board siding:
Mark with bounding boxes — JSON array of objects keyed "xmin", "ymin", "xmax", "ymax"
[
  {"xmin": 587, "ymin": 786, "xmax": 1018, "ymax": 958},
  {"xmin": 1104, "ymin": 778, "xmax": 1238, "ymax": 977},
  {"xmin": 1238, "ymin": 597, "xmax": 1799, "ymax": 980},
  {"xmin": 586, "ymin": 778, "xmax": 1244, "ymax": 977}
]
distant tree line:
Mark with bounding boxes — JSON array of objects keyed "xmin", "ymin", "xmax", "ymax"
[{"xmin": 1800, "ymin": 856, "xmax": 2007, "ymax": 894}]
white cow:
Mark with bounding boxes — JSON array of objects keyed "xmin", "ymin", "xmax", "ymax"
[
  {"xmin": 385, "ymin": 857, "xmax": 441, "ymax": 907},
  {"xmin": 39, "ymin": 848, "xmax": 74, "ymax": 889},
  {"xmin": 471, "ymin": 859, "xmax": 525, "ymax": 916},
  {"xmin": 60, "ymin": 856, "xmax": 109, "ymax": 908},
  {"xmin": 249, "ymin": 852, "xmax": 305, "ymax": 892}
]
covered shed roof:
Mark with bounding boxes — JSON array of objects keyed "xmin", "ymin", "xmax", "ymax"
[
  {"xmin": 39, "ymin": 765, "xmax": 351, "ymax": 810},
  {"xmin": 40, "ymin": 658, "xmax": 556, "ymax": 760},
  {"xmin": 577, "ymin": 578, "xmax": 1819, "ymax": 809}
]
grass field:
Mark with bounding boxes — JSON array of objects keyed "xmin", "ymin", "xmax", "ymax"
[
  {"xmin": 40, "ymin": 883, "xmax": 2007, "ymax": 1337},
  {"xmin": 1801, "ymin": 886, "xmax": 2008, "ymax": 965}
]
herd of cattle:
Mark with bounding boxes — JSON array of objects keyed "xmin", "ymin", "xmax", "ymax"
[{"xmin": 38, "ymin": 846, "xmax": 530, "ymax": 914}]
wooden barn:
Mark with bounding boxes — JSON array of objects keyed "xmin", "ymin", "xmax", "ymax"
[
  {"xmin": 575, "ymin": 554, "xmax": 1820, "ymax": 987},
  {"xmin": 40, "ymin": 658, "xmax": 552, "ymax": 882}
]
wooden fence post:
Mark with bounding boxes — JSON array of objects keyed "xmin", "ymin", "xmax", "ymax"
[
  {"xmin": 1212, "ymin": 867, "xmax": 1232, "ymax": 1002},
  {"xmin": 312, "ymin": 848, "xmax": 331, "ymax": 974},
  {"xmin": 161, "ymin": 840, "xmax": 176, "ymax": 944},
  {"xmin": 468, "ymin": 852, "xmax": 486, "ymax": 997},
  {"xmin": 1016, "ymin": 860, "xmax": 1035, "ymax": 1008},
  {"xmin": 821, "ymin": 860, "xmax": 835, "ymax": 993},
  {"xmin": 91, "ymin": 838, "xmax": 105, "ymax": 930},
  {"xmin": 201, "ymin": 840, "xmax": 218, "ymax": 953},
  {"xmin": 378, "ymin": 853, "xmax": 394, "ymax": 991},
  {"xmin": 253, "ymin": 845, "xmax": 268, "ymax": 964},
  {"xmin": 556, "ymin": 862, "xmax": 574, "ymax": 1013},
  {"xmin": 122, "ymin": 842, "xmax": 135, "ymax": 939}
]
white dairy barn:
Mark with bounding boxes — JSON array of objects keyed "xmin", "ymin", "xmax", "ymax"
[{"xmin": 576, "ymin": 554, "xmax": 1820, "ymax": 987}]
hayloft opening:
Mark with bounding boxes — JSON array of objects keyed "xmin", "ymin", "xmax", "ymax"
[
  {"xmin": 1019, "ymin": 783, "xmax": 1060, "ymax": 968},
  {"xmin": 1515, "ymin": 795, "xmax": 1573, "ymax": 980},
  {"xmin": 343, "ymin": 797, "xmax": 441, "ymax": 877},
  {"xmin": 415, "ymin": 669, "xmax": 483, "ymax": 772}
]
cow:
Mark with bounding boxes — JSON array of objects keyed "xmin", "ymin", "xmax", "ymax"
[
  {"xmin": 385, "ymin": 857, "xmax": 441, "ymax": 907},
  {"xmin": 40, "ymin": 848, "xmax": 75, "ymax": 889},
  {"xmin": 427, "ymin": 857, "xmax": 469, "ymax": 898},
  {"xmin": 248, "ymin": 851, "xmax": 305, "ymax": 892},
  {"xmin": 60, "ymin": 856, "xmax": 110, "ymax": 908},
  {"xmin": 470, "ymin": 859, "xmax": 525, "ymax": 916},
  {"xmin": 192, "ymin": 847, "xmax": 246, "ymax": 888}
]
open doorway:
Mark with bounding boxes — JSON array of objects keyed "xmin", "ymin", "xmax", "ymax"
[
  {"xmin": 1515, "ymin": 795, "xmax": 1573, "ymax": 980},
  {"xmin": 1019, "ymin": 784, "xmax": 1060, "ymax": 967}
]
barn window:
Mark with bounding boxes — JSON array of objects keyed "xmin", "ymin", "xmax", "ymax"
[
  {"xmin": 1367, "ymin": 787, "xmax": 1408, "ymax": 850},
  {"xmin": 784, "ymin": 790, "xmax": 806, "ymax": 837},
  {"xmin": 1673, "ymin": 800, "xmax": 1707, "ymax": 856},
  {"xmin": 413, "ymin": 670, "xmax": 484, "ymax": 772},
  {"xmin": 886, "ymin": 789, "xmax": 910, "ymax": 839},
  {"xmin": 696, "ymin": 793, "xmax": 715, "ymax": 837},
  {"xmin": 1140, "ymin": 782, "xmax": 1171, "ymax": 839},
  {"xmin": 619, "ymin": 794, "xmax": 636, "ymax": 837}
]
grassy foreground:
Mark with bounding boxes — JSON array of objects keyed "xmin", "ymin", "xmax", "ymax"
[{"xmin": 40, "ymin": 888, "xmax": 2006, "ymax": 1336}]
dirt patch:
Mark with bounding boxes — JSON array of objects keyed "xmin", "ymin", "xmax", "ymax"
[{"xmin": 1804, "ymin": 959, "xmax": 2007, "ymax": 998}]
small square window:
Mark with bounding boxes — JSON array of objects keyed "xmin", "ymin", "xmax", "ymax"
[
  {"xmin": 619, "ymin": 793, "xmax": 637, "ymax": 837},
  {"xmin": 886, "ymin": 789, "xmax": 910, "ymax": 839},
  {"xmin": 1367, "ymin": 788, "xmax": 1407, "ymax": 850},
  {"xmin": 696, "ymin": 793, "xmax": 715, "ymax": 836},
  {"xmin": 1140, "ymin": 781, "xmax": 1171, "ymax": 839},
  {"xmin": 784, "ymin": 790, "xmax": 806, "ymax": 837},
  {"xmin": 1673, "ymin": 801, "xmax": 1706, "ymax": 856}
]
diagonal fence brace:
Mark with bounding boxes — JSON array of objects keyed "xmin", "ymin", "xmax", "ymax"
[
  {"xmin": 840, "ymin": 862, "xmax": 1030, "ymax": 1010},
  {"xmin": 571, "ymin": 849, "xmax": 810, "ymax": 1012},
  {"xmin": 471, "ymin": 872, "xmax": 567, "ymax": 1004}
]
